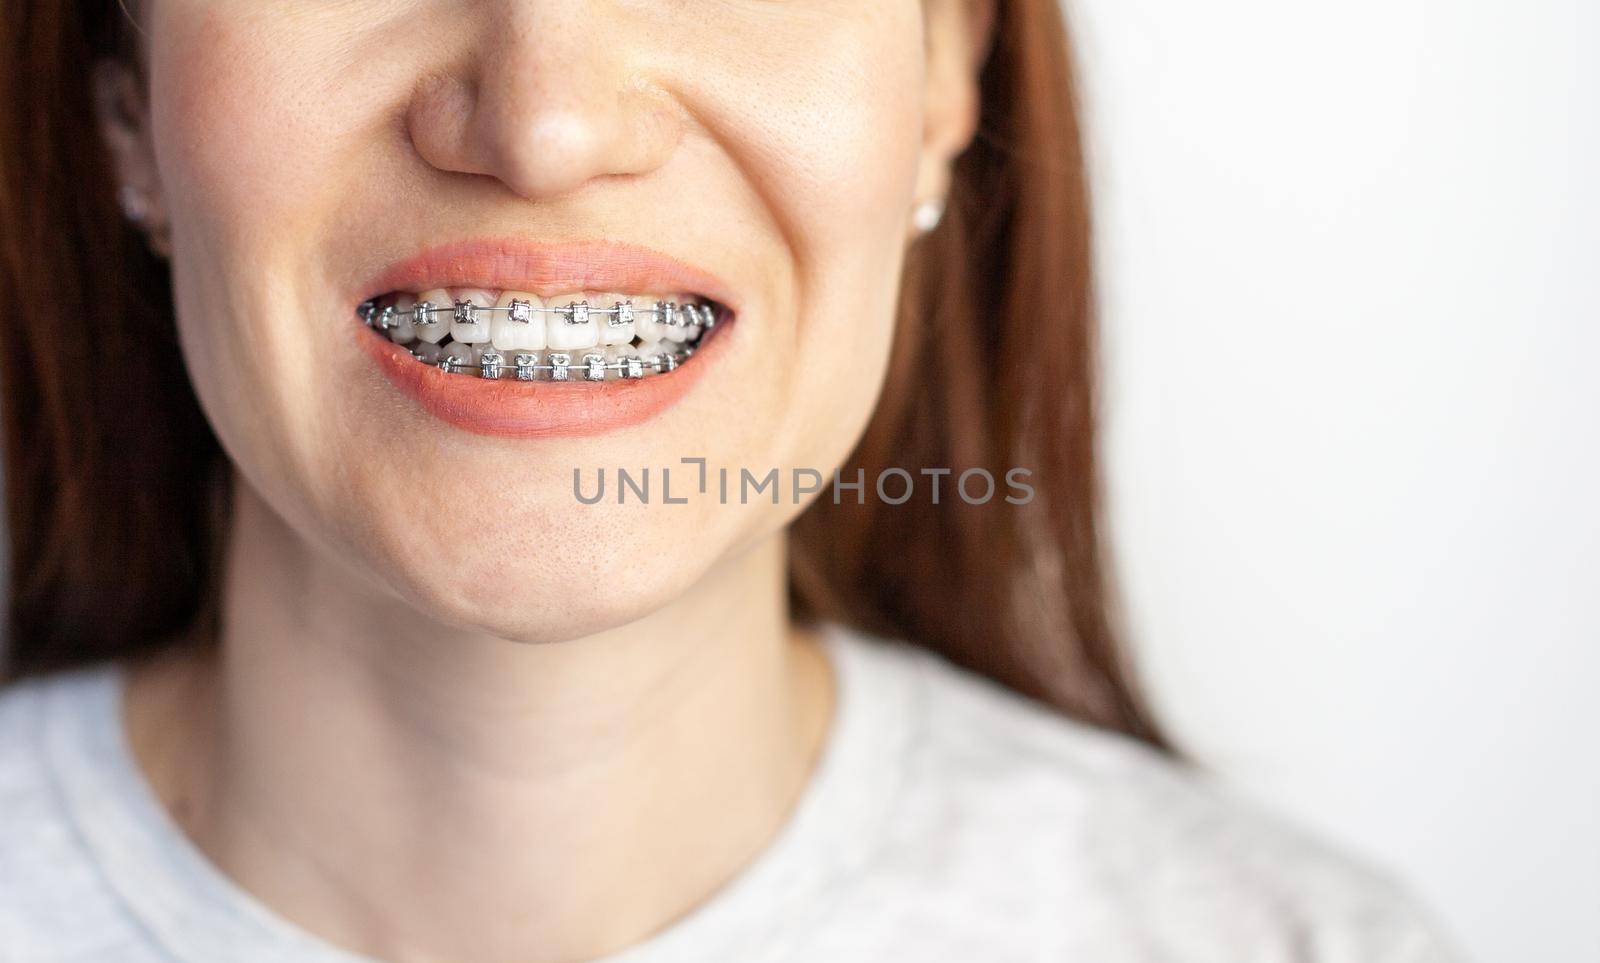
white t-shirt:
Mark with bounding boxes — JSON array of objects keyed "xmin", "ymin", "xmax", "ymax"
[{"xmin": 0, "ymin": 626, "xmax": 1460, "ymax": 962}]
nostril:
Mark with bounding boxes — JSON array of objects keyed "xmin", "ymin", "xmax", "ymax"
[{"xmin": 406, "ymin": 72, "xmax": 481, "ymax": 175}]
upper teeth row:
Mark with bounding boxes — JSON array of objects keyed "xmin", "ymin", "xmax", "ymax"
[
  {"xmin": 357, "ymin": 296, "xmax": 716, "ymax": 353},
  {"xmin": 372, "ymin": 299, "xmax": 715, "ymax": 328},
  {"xmin": 363, "ymin": 297, "xmax": 713, "ymax": 331}
]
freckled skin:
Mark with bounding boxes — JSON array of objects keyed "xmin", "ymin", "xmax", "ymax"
[{"xmin": 134, "ymin": 0, "xmax": 967, "ymax": 640}]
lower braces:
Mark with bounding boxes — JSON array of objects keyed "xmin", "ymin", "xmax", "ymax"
[
  {"xmin": 431, "ymin": 348, "xmax": 691, "ymax": 381},
  {"xmin": 355, "ymin": 296, "xmax": 716, "ymax": 382}
]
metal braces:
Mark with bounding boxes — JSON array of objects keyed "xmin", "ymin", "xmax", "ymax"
[
  {"xmin": 425, "ymin": 348, "xmax": 690, "ymax": 381},
  {"xmin": 355, "ymin": 298, "xmax": 708, "ymax": 381},
  {"xmin": 358, "ymin": 298, "xmax": 716, "ymax": 332}
]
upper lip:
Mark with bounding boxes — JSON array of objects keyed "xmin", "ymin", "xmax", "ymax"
[{"xmin": 355, "ymin": 238, "xmax": 741, "ymax": 314}]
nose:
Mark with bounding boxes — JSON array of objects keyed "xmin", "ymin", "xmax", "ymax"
[{"xmin": 406, "ymin": 2, "xmax": 681, "ymax": 201}]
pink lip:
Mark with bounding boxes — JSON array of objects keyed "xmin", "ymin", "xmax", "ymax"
[
  {"xmin": 353, "ymin": 239, "xmax": 737, "ymax": 439},
  {"xmin": 356, "ymin": 238, "xmax": 742, "ymax": 309}
]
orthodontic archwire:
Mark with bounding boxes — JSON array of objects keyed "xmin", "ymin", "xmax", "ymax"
[{"xmin": 357, "ymin": 297, "xmax": 718, "ymax": 333}]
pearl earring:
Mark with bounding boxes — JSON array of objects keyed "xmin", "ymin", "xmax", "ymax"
[
  {"xmin": 118, "ymin": 184, "xmax": 149, "ymax": 224},
  {"xmin": 118, "ymin": 184, "xmax": 172, "ymax": 257},
  {"xmin": 912, "ymin": 197, "xmax": 945, "ymax": 234}
]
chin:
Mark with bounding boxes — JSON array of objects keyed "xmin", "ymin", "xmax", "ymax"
[{"xmin": 350, "ymin": 498, "xmax": 728, "ymax": 644}]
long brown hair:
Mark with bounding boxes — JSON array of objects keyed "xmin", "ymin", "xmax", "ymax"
[{"xmin": 0, "ymin": 0, "xmax": 1168, "ymax": 747}]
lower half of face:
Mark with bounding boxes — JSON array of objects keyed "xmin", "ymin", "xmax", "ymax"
[{"xmin": 148, "ymin": 0, "xmax": 931, "ymax": 640}]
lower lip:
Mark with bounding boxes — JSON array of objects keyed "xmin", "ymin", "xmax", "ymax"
[{"xmin": 354, "ymin": 324, "xmax": 726, "ymax": 439}]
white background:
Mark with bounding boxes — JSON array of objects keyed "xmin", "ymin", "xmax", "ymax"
[{"xmin": 1079, "ymin": 1, "xmax": 1598, "ymax": 960}]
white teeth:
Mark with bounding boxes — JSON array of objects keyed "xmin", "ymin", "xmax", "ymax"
[
  {"xmin": 681, "ymin": 304, "xmax": 704, "ymax": 343},
  {"xmin": 415, "ymin": 289, "xmax": 452, "ymax": 344},
  {"xmin": 607, "ymin": 342, "xmax": 644, "ymax": 379},
  {"xmin": 593, "ymin": 294, "xmax": 636, "ymax": 346},
  {"xmin": 634, "ymin": 300, "xmax": 664, "ymax": 342},
  {"xmin": 387, "ymin": 293, "xmax": 417, "ymax": 344},
  {"xmin": 546, "ymin": 296, "xmax": 599, "ymax": 351},
  {"xmin": 491, "ymin": 291, "xmax": 547, "ymax": 351},
  {"xmin": 661, "ymin": 300, "xmax": 689, "ymax": 344},
  {"xmin": 449, "ymin": 289, "xmax": 495, "ymax": 344},
  {"xmin": 439, "ymin": 340, "xmax": 475, "ymax": 372},
  {"xmin": 370, "ymin": 289, "xmax": 716, "ymax": 382}
]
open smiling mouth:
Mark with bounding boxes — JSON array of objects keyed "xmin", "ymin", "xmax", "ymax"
[{"xmin": 356, "ymin": 289, "xmax": 725, "ymax": 382}]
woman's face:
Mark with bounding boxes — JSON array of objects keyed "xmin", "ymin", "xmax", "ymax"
[{"xmin": 113, "ymin": 0, "xmax": 979, "ymax": 640}]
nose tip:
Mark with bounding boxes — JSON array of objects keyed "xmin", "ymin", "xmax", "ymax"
[
  {"xmin": 481, "ymin": 110, "xmax": 639, "ymax": 200},
  {"xmin": 406, "ymin": 41, "xmax": 680, "ymax": 202}
]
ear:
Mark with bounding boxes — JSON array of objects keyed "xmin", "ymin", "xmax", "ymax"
[
  {"xmin": 912, "ymin": 0, "xmax": 995, "ymax": 226},
  {"xmin": 93, "ymin": 59, "xmax": 171, "ymax": 256}
]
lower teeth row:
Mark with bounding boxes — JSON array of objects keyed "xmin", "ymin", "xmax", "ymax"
[{"xmin": 412, "ymin": 343, "xmax": 690, "ymax": 381}]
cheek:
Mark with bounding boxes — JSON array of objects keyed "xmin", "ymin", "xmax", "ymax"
[
  {"xmin": 152, "ymin": 0, "xmax": 384, "ymax": 205},
  {"xmin": 708, "ymin": 7, "xmax": 926, "ymax": 264},
  {"xmin": 144, "ymin": 3, "xmax": 374, "ymax": 493},
  {"xmin": 695, "ymin": 5, "xmax": 928, "ymax": 459},
  {"xmin": 150, "ymin": 4, "xmax": 346, "ymax": 247}
]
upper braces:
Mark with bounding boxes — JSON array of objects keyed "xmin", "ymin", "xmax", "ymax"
[{"xmin": 357, "ymin": 297, "xmax": 718, "ymax": 332}]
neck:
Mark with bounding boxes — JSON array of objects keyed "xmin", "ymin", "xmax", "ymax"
[{"xmin": 125, "ymin": 477, "xmax": 835, "ymax": 963}]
